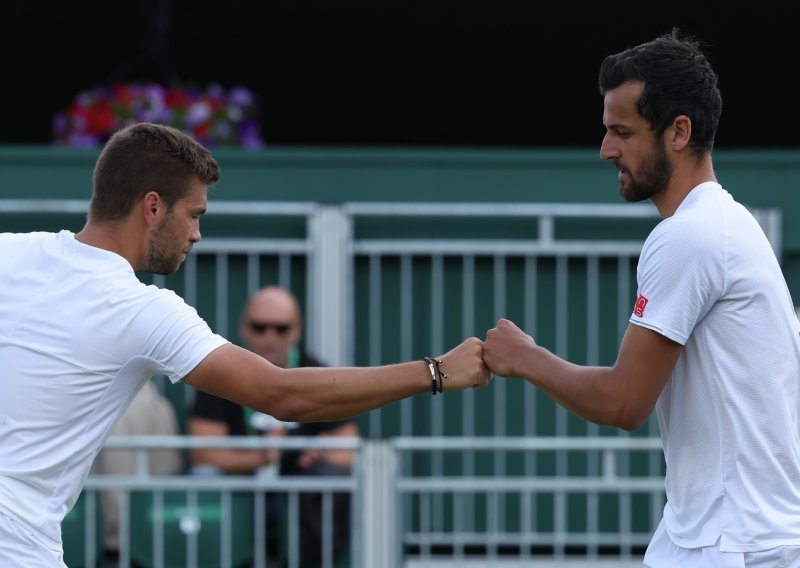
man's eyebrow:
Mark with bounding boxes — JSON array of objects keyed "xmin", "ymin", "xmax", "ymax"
[{"xmin": 606, "ymin": 123, "xmax": 634, "ymax": 135}]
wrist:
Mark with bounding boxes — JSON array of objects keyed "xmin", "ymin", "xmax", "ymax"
[{"xmin": 423, "ymin": 357, "xmax": 446, "ymax": 395}]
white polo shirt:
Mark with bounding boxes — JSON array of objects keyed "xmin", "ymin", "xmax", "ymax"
[
  {"xmin": 630, "ymin": 182, "xmax": 800, "ymax": 552},
  {"xmin": 0, "ymin": 230, "xmax": 228, "ymax": 547}
]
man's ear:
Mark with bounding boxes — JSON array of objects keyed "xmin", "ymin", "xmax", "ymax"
[
  {"xmin": 142, "ymin": 191, "xmax": 162, "ymax": 226},
  {"xmin": 669, "ymin": 115, "xmax": 692, "ymax": 151}
]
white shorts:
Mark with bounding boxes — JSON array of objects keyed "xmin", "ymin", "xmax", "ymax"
[
  {"xmin": 0, "ymin": 511, "xmax": 66, "ymax": 568},
  {"xmin": 644, "ymin": 519, "xmax": 800, "ymax": 568}
]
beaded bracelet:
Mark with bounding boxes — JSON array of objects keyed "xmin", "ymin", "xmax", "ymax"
[{"xmin": 423, "ymin": 357, "xmax": 447, "ymax": 394}]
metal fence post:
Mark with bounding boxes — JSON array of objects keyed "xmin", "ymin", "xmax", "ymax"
[
  {"xmin": 360, "ymin": 439, "xmax": 398, "ymax": 568},
  {"xmin": 751, "ymin": 206, "xmax": 783, "ymax": 260},
  {"xmin": 308, "ymin": 204, "xmax": 353, "ymax": 365}
]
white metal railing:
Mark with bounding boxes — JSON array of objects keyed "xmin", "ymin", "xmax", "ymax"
[
  {"xmin": 73, "ymin": 436, "xmax": 665, "ymax": 567},
  {"xmin": 83, "ymin": 436, "xmax": 361, "ymax": 568},
  {"xmin": 0, "ymin": 198, "xmax": 781, "ymax": 369},
  {"xmin": 387, "ymin": 436, "xmax": 663, "ymax": 566}
]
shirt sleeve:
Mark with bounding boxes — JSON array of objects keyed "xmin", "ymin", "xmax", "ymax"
[
  {"xmin": 135, "ymin": 287, "xmax": 229, "ymax": 384},
  {"xmin": 629, "ymin": 216, "xmax": 725, "ymax": 345}
]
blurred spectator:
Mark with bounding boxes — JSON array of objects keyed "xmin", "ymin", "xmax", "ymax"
[
  {"xmin": 188, "ymin": 286, "xmax": 358, "ymax": 566},
  {"xmin": 91, "ymin": 378, "xmax": 183, "ymax": 562}
]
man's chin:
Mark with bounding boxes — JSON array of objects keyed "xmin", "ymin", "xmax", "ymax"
[
  {"xmin": 151, "ymin": 264, "xmax": 181, "ymax": 276},
  {"xmin": 619, "ymin": 185, "xmax": 636, "ymax": 203},
  {"xmin": 620, "ymin": 185, "xmax": 651, "ymax": 203}
]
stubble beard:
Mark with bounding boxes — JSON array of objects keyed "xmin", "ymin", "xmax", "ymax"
[
  {"xmin": 144, "ymin": 215, "xmax": 184, "ymax": 276},
  {"xmin": 619, "ymin": 140, "xmax": 672, "ymax": 203}
]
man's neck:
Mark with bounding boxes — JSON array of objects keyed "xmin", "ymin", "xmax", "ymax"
[
  {"xmin": 651, "ymin": 157, "xmax": 716, "ymax": 218},
  {"xmin": 75, "ymin": 221, "xmax": 141, "ymax": 268}
]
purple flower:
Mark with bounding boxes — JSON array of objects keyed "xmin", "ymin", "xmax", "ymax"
[
  {"xmin": 226, "ymin": 105, "xmax": 243, "ymax": 122},
  {"xmin": 238, "ymin": 121, "xmax": 265, "ymax": 149},
  {"xmin": 229, "ymin": 86, "xmax": 254, "ymax": 107},
  {"xmin": 67, "ymin": 133, "xmax": 101, "ymax": 148},
  {"xmin": 186, "ymin": 102, "xmax": 212, "ymax": 127},
  {"xmin": 207, "ymin": 83, "xmax": 225, "ymax": 99},
  {"xmin": 52, "ymin": 112, "xmax": 69, "ymax": 135},
  {"xmin": 214, "ymin": 122, "xmax": 232, "ymax": 139}
]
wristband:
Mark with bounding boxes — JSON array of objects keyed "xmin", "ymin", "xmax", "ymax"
[{"xmin": 423, "ymin": 357, "xmax": 446, "ymax": 394}]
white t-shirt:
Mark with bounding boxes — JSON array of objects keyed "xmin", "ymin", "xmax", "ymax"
[
  {"xmin": 630, "ymin": 182, "xmax": 800, "ymax": 552},
  {"xmin": 0, "ymin": 230, "xmax": 228, "ymax": 547}
]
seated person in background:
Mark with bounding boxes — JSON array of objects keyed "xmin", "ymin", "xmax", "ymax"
[
  {"xmin": 91, "ymin": 378, "xmax": 183, "ymax": 562},
  {"xmin": 188, "ymin": 286, "xmax": 358, "ymax": 565},
  {"xmin": 279, "ymin": 418, "xmax": 357, "ymax": 568}
]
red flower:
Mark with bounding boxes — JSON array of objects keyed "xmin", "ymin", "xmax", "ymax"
[
  {"xmin": 85, "ymin": 105, "xmax": 114, "ymax": 135},
  {"xmin": 193, "ymin": 122, "xmax": 210, "ymax": 139},
  {"xmin": 112, "ymin": 84, "xmax": 135, "ymax": 108},
  {"xmin": 165, "ymin": 89, "xmax": 193, "ymax": 109}
]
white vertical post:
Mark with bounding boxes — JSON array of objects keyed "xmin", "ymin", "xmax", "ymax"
[
  {"xmin": 751, "ymin": 207, "xmax": 782, "ymax": 260},
  {"xmin": 308, "ymin": 205, "xmax": 353, "ymax": 365},
  {"xmin": 360, "ymin": 440, "xmax": 398, "ymax": 568}
]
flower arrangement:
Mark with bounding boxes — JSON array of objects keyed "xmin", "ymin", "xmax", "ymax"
[{"xmin": 52, "ymin": 83, "xmax": 265, "ymax": 149}]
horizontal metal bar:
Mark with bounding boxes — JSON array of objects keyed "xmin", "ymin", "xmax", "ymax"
[
  {"xmin": 203, "ymin": 201, "xmax": 317, "ymax": 215},
  {"xmin": 404, "ymin": 532, "xmax": 653, "ymax": 545},
  {"xmin": 404, "ymin": 560, "xmax": 646, "ymax": 567},
  {"xmin": 0, "ymin": 199, "xmax": 316, "ymax": 216},
  {"xmin": 345, "ymin": 202, "xmax": 659, "ymax": 218},
  {"xmin": 104, "ymin": 435, "xmax": 660, "ymax": 451},
  {"xmin": 191, "ymin": 238, "xmax": 311, "ymax": 254},
  {"xmin": 0, "ymin": 199, "xmax": 90, "ymax": 213},
  {"xmin": 84, "ymin": 475, "xmax": 356, "ymax": 492},
  {"xmin": 103, "ymin": 435, "xmax": 361, "ymax": 449},
  {"xmin": 395, "ymin": 477, "xmax": 664, "ymax": 492},
  {"xmin": 82, "ymin": 473, "xmax": 662, "ymax": 493},
  {"xmin": 352, "ymin": 240, "xmax": 644, "ymax": 256},
  {"xmin": 391, "ymin": 436, "xmax": 662, "ymax": 451},
  {"xmin": 103, "ymin": 435, "xmax": 661, "ymax": 451}
]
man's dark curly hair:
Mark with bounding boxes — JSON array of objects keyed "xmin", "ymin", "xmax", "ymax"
[{"xmin": 599, "ymin": 28, "xmax": 722, "ymax": 157}]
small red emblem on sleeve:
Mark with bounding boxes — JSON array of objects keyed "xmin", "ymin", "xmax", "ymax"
[{"xmin": 633, "ymin": 294, "xmax": 649, "ymax": 317}]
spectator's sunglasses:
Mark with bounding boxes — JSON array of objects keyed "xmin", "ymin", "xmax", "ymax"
[{"xmin": 247, "ymin": 320, "xmax": 293, "ymax": 336}]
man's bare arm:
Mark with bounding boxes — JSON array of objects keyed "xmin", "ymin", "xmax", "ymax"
[
  {"xmin": 483, "ymin": 319, "xmax": 681, "ymax": 430},
  {"xmin": 184, "ymin": 337, "xmax": 492, "ymax": 423}
]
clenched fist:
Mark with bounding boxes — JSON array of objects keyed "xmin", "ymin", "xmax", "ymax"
[
  {"xmin": 483, "ymin": 318, "xmax": 536, "ymax": 377},
  {"xmin": 434, "ymin": 337, "xmax": 493, "ymax": 392}
]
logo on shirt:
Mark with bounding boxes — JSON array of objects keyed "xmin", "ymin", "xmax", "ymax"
[{"xmin": 633, "ymin": 294, "xmax": 649, "ymax": 317}]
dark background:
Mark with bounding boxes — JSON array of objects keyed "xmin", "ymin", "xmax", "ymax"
[{"xmin": 2, "ymin": 1, "xmax": 797, "ymax": 148}]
